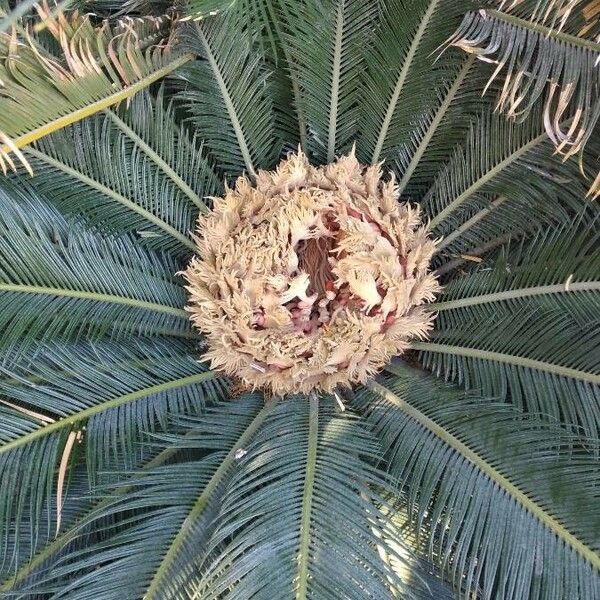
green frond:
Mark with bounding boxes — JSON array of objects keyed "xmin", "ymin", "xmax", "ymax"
[
  {"xmin": 172, "ymin": 13, "xmax": 278, "ymax": 178},
  {"xmin": 6, "ymin": 394, "xmax": 455, "ymax": 600},
  {"xmin": 233, "ymin": 0, "xmax": 306, "ymax": 152},
  {"xmin": 182, "ymin": 0, "xmax": 237, "ymax": 19},
  {"xmin": 108, "ymin": 88, "xmax": 221, "ymax": 213},
  {"xmin": 356, "ymin": 0, "xmax": 474, "ymax": 165},
  {"xmin": 0, "ymin": 454, "xmax": 92, "ymax": 585},
  {"xmin": 395, "ymin": 55, "xmax": 472, "ymax": 196},
  {"xmin": 0, "ymin": 336, "xmax": 225, "ymax": 578},
  {"xmin": 278, "ymin": 0, "xmax": 377, "ymax": 163},
  {"xmin": 424, "ymin": 108, "xmax": 543, "ymax": 229},
  {"xmin": 420, "ymin": 212, "xmax": 600, "ymax": 437},
  {"xmin": 423, "ymin": 108, "xmax": 592, "ymax": 250},
  {"xmin": 0, "ymin": 9, "xmax": 192, "ymax": 171},
  {"xmin": 432, "ymin": 215, "xmax": 600, "ymax": 309},
  {"xmin": 0, "ymin": 180, "xmax": 192, "ymax": 350},
  {"xmin": 431, "ymin": 141, "xmax": 599, "ymax": 270},
  {"xmin": 195, "ymin": 396, "xmax": 413, "ymax": 599},
  {"xmin": 18, "ymin": 92, "xmax": 219, "ymax": 256},
  {"xmin": 0, "ymin": 427, "xmax": 68, "ymax": 579},
  {"xmin": 448, "ymin": 7, "xmax": 600, "ymax": 193},
  {"xmin": 355, "ymin": 363, "xmax": 600, "ymax": 600},
  {"xmin": 0, "ymin": 1, "xmax": 598, "ymax": 596},
  {"xmin": 394, "ymin": 57, "xmax": 505, "ymax": 202},
  {"xmin": 0, "ymin": 429, "xmax": 184, "ymax": 594},
  {"xmin": 3, "ymin": 395, "xmax": 266, "ymax": 599},
  {"xmin": 142, "ymin": 397, "xmax": 277, "ymax": 600},
  {"xmin": 375, "ymin": 502, "xmax": 457, "ymax": 600},
  {"xmin": 192, "ymin": 1, "xmax": 307, "ymax": 154},
  {"xmin": 0, "ymin": 338, "xmax": 221, "ymax": 461}
]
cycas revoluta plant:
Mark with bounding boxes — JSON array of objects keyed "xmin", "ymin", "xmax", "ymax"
[{"xmin": 0, "ymin": 0, "xmax": 598, "ymax": 599}]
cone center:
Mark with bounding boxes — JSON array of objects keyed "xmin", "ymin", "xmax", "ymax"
[{"xmin": 296, "ymin": 235, "xmax": 336, "ymax": 296}]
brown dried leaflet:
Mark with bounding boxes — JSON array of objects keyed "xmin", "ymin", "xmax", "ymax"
[{"xmin": 184, "ymin": 150, "xmax": 440, "ymax": 395}]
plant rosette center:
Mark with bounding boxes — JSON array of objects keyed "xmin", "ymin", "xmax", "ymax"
[{"xmin": 184, "ymin": 150, "xmax": 440, "ymax": 394}]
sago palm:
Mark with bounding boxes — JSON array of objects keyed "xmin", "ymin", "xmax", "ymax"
[{"xmin": 0, "ymin": 0, "xmax": 599, "ymax": 598}]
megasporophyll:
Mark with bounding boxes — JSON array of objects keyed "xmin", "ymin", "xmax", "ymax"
[{"xmin": 184, "ymin": 150, "xmax": 440, "ymax": 394}]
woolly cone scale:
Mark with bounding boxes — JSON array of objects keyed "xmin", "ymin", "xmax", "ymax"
[{"xmin": 184, "ymin": 150, "xmax": 440, "ymax": 395}]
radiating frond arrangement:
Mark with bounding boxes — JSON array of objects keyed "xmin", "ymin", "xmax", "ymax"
[
  {"xmin": 0, "ymin": 336, "xmax": 225, "ymax": 577},
  {"xmin": 0, "ymin": 1, "xmax": 598, "ymax": 599},
  {"xmin": 356, "ymin": 0, "xmax": 475, "ymax": 166},
  {"xmin": 276, "ymin": 0, "xmax": 377, "ymax": 163}
]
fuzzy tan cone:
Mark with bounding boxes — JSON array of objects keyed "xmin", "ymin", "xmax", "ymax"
[{"xmin": 184, "ymin": 150, "xmax": 440, "ymax": 395}]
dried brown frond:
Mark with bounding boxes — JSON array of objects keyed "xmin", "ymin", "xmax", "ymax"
[
  {"xmin": 0, "ymin": 5, "xmax": 184, "ymax": 175},
  {"xmin": 448, "ymin": 7, "xmax": 600, "ymax": 197},
  {"xmin": 497, "ymin": 0, "xmax": 593, "ymax": 33}
]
